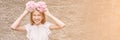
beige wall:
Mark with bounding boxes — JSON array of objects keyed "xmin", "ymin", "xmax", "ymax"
[{"xmin": 0, "ymin": 0, "xmax": 120, "ymax": 40}]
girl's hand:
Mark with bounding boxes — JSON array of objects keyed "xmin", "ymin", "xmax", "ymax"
[
  {"xmin": 25, "ymin": 1, "xmax": 36, "ymax": 13},
  {"xmin": 45, "ymin": 8, "xmax": 52, "ymax": 16},
  {"xmin": 44, "ymin": 8, "xmax": 66, "ymax": 30}
]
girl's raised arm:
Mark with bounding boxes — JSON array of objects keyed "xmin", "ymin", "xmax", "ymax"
[
  {"xmin": 45, "ymin": 8, "xmax": 66, "ymax": 30},
  {"xmin": 10, "ymin": 1, "xmax": 35, "ymax": 31},
  {"xmin": 10, "ymin": 10, "xmax": 28, "ymax": 31}
]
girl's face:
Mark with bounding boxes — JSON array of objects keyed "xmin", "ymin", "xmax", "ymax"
[{"xmin": 32, "ymin": 10, "xmax": 43, "ymax": 25}]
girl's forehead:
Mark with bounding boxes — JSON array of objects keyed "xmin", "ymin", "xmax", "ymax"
[{"xmin": 33, "ymin": 10, "xmax": 41, "ymax": 15}]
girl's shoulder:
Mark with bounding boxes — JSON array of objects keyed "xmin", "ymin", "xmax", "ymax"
[
  {"xmin": 24, "ymin": 23, "xmax": 32, "ymax": 31},
  {"xmin": 25, "ymin": 23, "xmax": 32, "ymax": 27},
  {"xmin": 43, "ymin": 21, "xmax": 53, "ymax": 29},
  {"xmin": 44, "ymin": 21, "xmax": 52, "ymax": 26}
]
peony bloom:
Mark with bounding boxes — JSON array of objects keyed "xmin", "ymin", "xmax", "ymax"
[
  {"xmin": 26, "ymin": 1, "xmax": 47, "ymax": 12},
  {"xmin": 36, "ymin": 1, "xmax": 47, "ymax": 12},
  {"xmin": 26, "ymin": 1, "xmax": 36, "ymax": 11}
]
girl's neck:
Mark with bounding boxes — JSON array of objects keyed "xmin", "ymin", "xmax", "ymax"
[{"xmin": 33, "ymin": 23, "xmax": 43, "ymax": 27}]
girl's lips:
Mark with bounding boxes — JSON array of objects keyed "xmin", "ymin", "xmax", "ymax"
[{"xmin": 34, "ymin": 19, "xmax": 41, "ymax": 22}]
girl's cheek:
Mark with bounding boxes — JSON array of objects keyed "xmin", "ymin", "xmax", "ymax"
[
  {"xmin": 32, "ymin": 16, "xmax": 35, "ymax": 19},
  {"xmin": 33, "ymin": 16, "xmax": 42, "ymax": 20},
  {"xmin": 39, "ymin": 16, "xmax": 42, "ymax": 19}
]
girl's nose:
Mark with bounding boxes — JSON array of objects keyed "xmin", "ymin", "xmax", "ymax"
[
  {"xmin": 35, "ymin": 16, "xmax": 38, "ymax": 19},
  {"xmin": 35, "ymin": 16, "xmax": 40, "ymax": 19}
]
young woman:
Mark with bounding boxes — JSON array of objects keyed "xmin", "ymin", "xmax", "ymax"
[{"xmin": 10, "ymin": 1, "xmax": 65, "ymax": 40}]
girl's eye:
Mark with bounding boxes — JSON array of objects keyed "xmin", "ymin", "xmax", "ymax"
[
  {"xmin": 38, "ymin": 14, "xmax": 41, "ymax": 16},
  {"xmin": 33, "ymin": 14, "xmax": 36, "ymax": 16}
]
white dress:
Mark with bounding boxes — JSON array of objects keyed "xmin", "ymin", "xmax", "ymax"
[{"xmin": 25, "ymin": 22, "xmax": 52, "ymax": 40}]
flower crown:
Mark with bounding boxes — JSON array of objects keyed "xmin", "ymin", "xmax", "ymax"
[{"xmin": 26, "ymin": 1, "xmax": 47, "ymax": 12}]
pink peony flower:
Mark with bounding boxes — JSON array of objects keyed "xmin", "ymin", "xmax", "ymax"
[
  {"xmin": 26, "ymin": 1, "xmax": 36, "ymax": 10},
  {"xmin": 36, "ymin": 1, "xmax": 47, "ymax": 12},
  {"xmin": 26, "ymin": 1, "xmax": 47, "ymax": 12}
]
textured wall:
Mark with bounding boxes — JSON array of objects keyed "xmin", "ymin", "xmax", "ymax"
[{"xmin": 0, "ymin": 0, "xmax": 120, "ymax": 40}]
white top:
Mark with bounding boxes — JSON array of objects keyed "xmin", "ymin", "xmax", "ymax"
[{"xmin": 25, "ymin": 22, "xmax": 52, "ymax": 40}]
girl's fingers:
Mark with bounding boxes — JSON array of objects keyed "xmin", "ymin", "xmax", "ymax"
[
  {"xmin": 25, "ymin": 1, "xmax": 36, "ymax": 13},
  {"xmin": 25, "ymin": 6, "xmax": 35, "ymax": 13}
]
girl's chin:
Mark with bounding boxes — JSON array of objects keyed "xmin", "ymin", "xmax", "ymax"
[{"xmin": 34, "ymin": 22, "xmax": 41, "ymax": 25}]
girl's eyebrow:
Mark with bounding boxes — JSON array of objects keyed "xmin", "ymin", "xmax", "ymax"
[{"xmin": 38, "ymin": 13, "xmax": 42, "ymax": 16}]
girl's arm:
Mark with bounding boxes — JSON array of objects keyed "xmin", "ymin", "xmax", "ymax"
[
  {"xmin": 10, "ymin": 10, "xmax": 28, "ymax": 31},
  {"xmin": 45, "ymin": 8, "xmax": 65, "ymax": 30}
]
